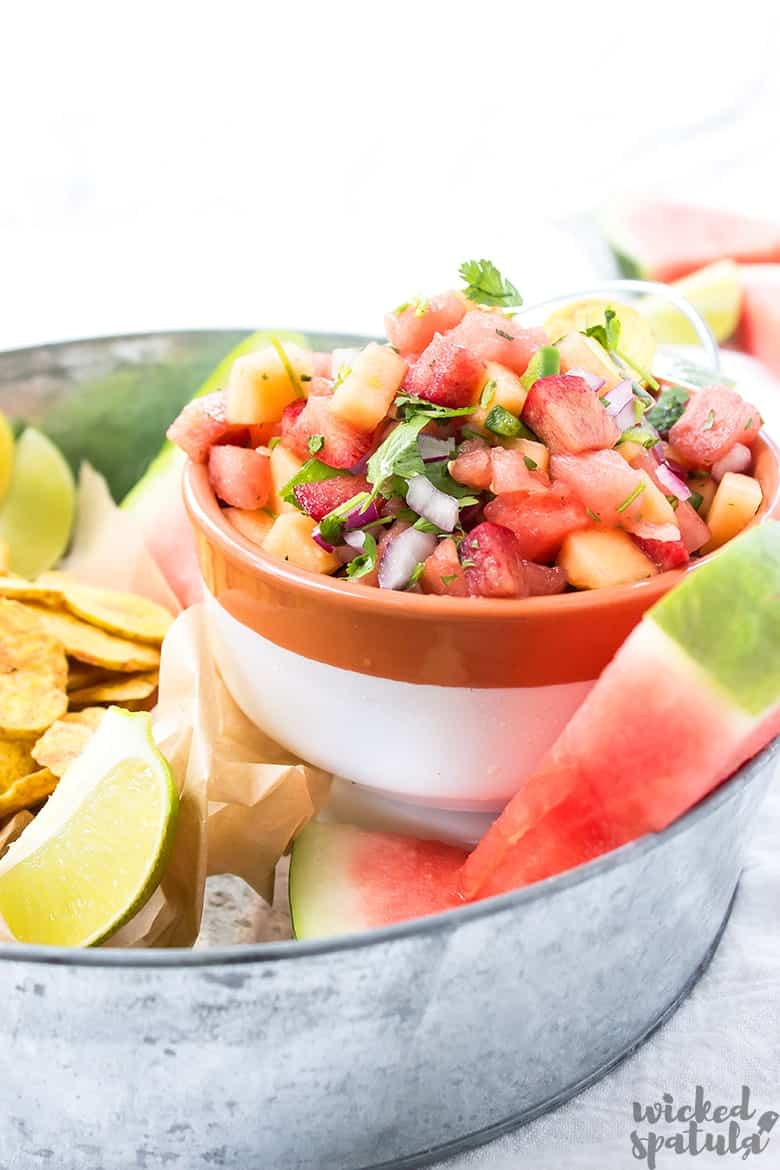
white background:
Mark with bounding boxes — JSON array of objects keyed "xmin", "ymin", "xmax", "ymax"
[{"xmin": 1, "ymin": 0, "xmax": 779, "ymax": 349}]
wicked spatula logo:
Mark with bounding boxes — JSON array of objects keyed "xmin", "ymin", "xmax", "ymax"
[{"xmin": 631, "ymin": 1087, "xmax": 778, "ymax": 1166}]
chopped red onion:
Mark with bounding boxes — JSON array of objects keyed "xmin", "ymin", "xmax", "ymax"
[
  {"xmin": 349, "ymin": 455, "xmax": 370, "ymax": 475},
  {"xmin": 343, "ymin": 530, "xmax": 367, "ymax": 550},
  {"xmin": 406, "ymin": 474, "xmax": 459, "ymax": 532},
  {"xmin": 418, "ymin": 434, "xmax": 455, "ymax": 461},
  {"xmin": 652, "ymin": 442, "xmax": 686, "ymax": 477},
  {"xmin": 565, "ymin": 367, "xmax": 605, "ymax": 393},
  {"xmin": 712, "ymin": 443, "xmax": 751, "ymax": 482},
  {"xmin": 345, "ymin": 498, "xmax": 382, "ymax": 529},
  {"xmin": 603, "ymin": 380, "xmax": 634, "ymax": 416},
  {"xmin": 655, "ymin": 462, "xmax": 690, "ymax": 501},
  {"xmin": 312, "ymin": 526, "xmax": 335, "ymax": 553},
  {"xmin": 378, "ymin": 528, "xmax": 437, "ymax": 590}
]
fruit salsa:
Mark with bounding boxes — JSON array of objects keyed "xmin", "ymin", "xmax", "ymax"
[{"xmin": 167, "ymin": 261, "xmax": 766, "ymax": 598}]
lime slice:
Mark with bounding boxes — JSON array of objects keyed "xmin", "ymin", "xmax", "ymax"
[
  {"xmin": 0, "ymin": 708, "xmax": 178, "ymax": 946},
  {"xmin": 544, "ymin": 298, "xmax": 656, "ymax": 374},
  {"xmin": 639, "ymin": 260, "xmax": 741, "ymax": 344},
  {"xmin": 0, "ymin": 410, "xmax": 14, "ymax": 508},
  {"xmin": 0, "ymin": 428, "xmax": 75, "ymax": 578}
]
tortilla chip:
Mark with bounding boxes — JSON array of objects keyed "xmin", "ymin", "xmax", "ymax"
[
  {"xmin": 67, "ymin": 660, "xmax": 112, "ymax": 692},
  {"xmin": 0, "ymin": 810, "xmax": 34, "ymax": 857},
  {"xmin": 60, "ymin": 583, "xmax": 173, "ymax": 646},
  {"xmin": 0, "ymin": 577, "xmax": 64, "ymax": 607},
  {"xmin": 68, "ymin": 671, "xmax": 159, "ymax": 710},
  {"xmin": 22, "ymin": 606, "xmax": 161, "ymax": 673},
  {"xmin": 0, "ymin": 601, "xmax": 68, "ymax": 736},
  {"xmin": 0, "ymin": 738, "xmax": 37, "ymax": 791},
  {"xmin": 0, "ymin": 768, "xmax": 58, "ymax": 817},
  {"xmin": 32, "ymin": 711, "xmax": 105, "ymax": 777}
]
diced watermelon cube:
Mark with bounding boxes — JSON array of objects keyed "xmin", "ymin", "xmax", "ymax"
[
  {"xmin": 280, "ymin": 396, "xmax": 374, "ymax": 469},
  {"xmin": 448, "ymin": 439, "xmax": 492, "ymax": 490},
  {"xmin": 668, "ymin": 385, "xmax": 761, "ymax": 466},
  {"xmin": 524, "ymin": 563, "xmax": 568, "ymax": 596},
  {"xmin": 451, "ymin": 310, "xmax": 547, "ymax": 376},
  {"xmin": 484, "ymin": 485, "xmax": 590, "ymax": 563},
  {"xmin": 675, "ymin": 498, "xmax": 711, "ymax": 553},
  {"xmin": 312, "ymin": 352, "xmax": 333, "ymax": 378},
  {"xmin": 711, "ymin": 442, "xmax": 752, "ymax": 483},
  {"xmin": 293, "ymin": 475, "xmax": 370, "ymax": 521},
  {"xmin": 384, "ymin": 291, "xmax": 467, "ymax": 356},
  {"xmin": 489, "ymin": 448, "xmax": 550, "ymax": 495},
  {"xmin": 208, "ymin": 445, "xmax": 272, "ymax": 510},
  {"xmin": 420, "ymin": 537, "xmax": 468, "ymax": 597},
  {"xmin": 522, "ymin": 375, "xmax": 620, "ymax": 455},
  {"xmin": 632, "ymin": 535, "xmax": 689, "ymax": 571},
  {"xmin": 166, "ymin": 390, "xmax": 248, "ymax": 463},
  {"xmin": 403, "ymin": 334, "xmax": 485, "ymax": 408},
  {"xmin": 551, "ymin": 449, "xmax": 676, "ymax": 533},
  {"xmin": 461, "ymin": 522, "xmax": 528, "ymax": 598},
  {"xmin": 307, "ymin": 375, "xmax": 334, "ymax": 397}
]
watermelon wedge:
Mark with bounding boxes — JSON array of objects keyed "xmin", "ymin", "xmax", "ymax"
[
  {"xmin": 290, "ymin": 522, "xmax": 780, "ymax": 938},
  {"xmin": 603, "ymin": 199, "xmax": 780, "ymax": 283},
  {"xmin": 122, "ymin": 330, "xmax": 307, "ymax": 606},
  {"xmin": 738, "ymin": 273, "xmax": 780, "ymax": 380}
]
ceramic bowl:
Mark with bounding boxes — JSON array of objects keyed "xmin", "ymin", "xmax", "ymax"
[{"xmin": 185, "ymin": 432, "xmax": 780, "ymax": 811}]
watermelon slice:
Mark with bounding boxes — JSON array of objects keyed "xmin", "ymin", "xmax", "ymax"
[
  {"xmin": 384, "ymin": 291, "xmax": 467, "ymax": 356},
  {"xmin": 402, "ymin": 334, "xmax": 484, "ymax": 408},
  {"xmin": 460, "ymin": 521, "xmax": 780, "ymax": 899},
  {"xmin": 603, "ymin": 199, "xmax": 780, "ymax": 283},
  {"xmin": 738, "ymin": 275, "xmax": 780, "ymax": 380},
  {"xmin": 290, "ymin": 522, "xmax": 780, "ymax": 937}
]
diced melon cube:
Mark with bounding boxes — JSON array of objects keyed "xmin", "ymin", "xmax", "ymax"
[
  {"xmin": 499, "ymin": 436, "xmax": 550, "ymax": 474},
  {"xmin": 617, "ymin": 441, "xmax": 646, "ymax": 468},
  {"xmin": 558, "ymin": 528, "xmax": 657, "ymax": 590},
  {"xmin": 226, "ymin": 343, "xmax": 314, "ymax": 425},
  {"xmin": 556, "ymin": 332, "xmax": 624, "ymax": 393},
  {"xmin": 470, "ymin": 362, "xmax": 529, "ymax": 429},
  {"xmin": 329, "ymin": 343, "xmax": 407, "ymax": 432},
  {"xmin": 635, "ymin": 471, "xmax": 679, "ymax": 527},
  {"xmin": 263, "ymin": 513, "xmax": 339, "ymax": 574},
  {"xmin": 269, "ymin": 444, "xmax": 304, "ymax": 516},
  {"xmin": 701, "ymin": 472, "xmax": 762, "ymax": 553},
  {"xmin": 224, "ymin": 507, "xmax": 274, "ymax": 547}
]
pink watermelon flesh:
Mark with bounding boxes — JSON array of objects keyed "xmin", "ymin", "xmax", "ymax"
[
  {"xmin": 207, "ymin": 445, "xmax": 272, "ymax": 510},
  {"xmin": 450, "ymin": 310, "xmax": 546, "ymax": 376},
  {"xmin": 738, "ymin": 282, "xmax": 780, "ymax": 380},
  {"xmin": 141, "ymin": 477, "xmax": 204, "ymax": 607},
  {"xmin": 668, "ymin": 385, "xmax": 761, "ymax": 467},
  {"xmin": 611, "ymin": 200, "xmax": 780, "ymax": 282},
  {"xmin": 522, "ymin": 375, "xmax": 620, "ymax": 455},
  {"xmin": 402, "ymin": 334, "xmax": 484, "ymax": 408},
  {"xmin": 384, "ymin": 291, "xmax": 467, "ymax": 356},
  {"xmin": 166, "ymin": 390, "xmax": 248, "ymax": 463}
]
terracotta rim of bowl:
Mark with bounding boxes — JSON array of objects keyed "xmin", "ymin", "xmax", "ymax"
[{"xmin": 184, "ymin": 433, "xmax": 780, "ymax": 688}]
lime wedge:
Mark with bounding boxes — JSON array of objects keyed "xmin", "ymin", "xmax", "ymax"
[
  {"xmin": 0, "ymin": 410, "xmax": 14, "ymax": 507},
  {"xmin": 0, "ymin": 428, "xmax": 75, "ymax": 578},
  {"xmin": 0, "ymin": 708, "xmax": 178, "ymax": 946},
  {"xmin": 639, "ymin": 260, "xmax": 741, "ymax": 344}
]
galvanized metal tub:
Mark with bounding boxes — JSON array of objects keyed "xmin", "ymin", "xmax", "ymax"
[{"xmin": 0, "ymin": 333, "xmax": 776, "ymax": 1170}]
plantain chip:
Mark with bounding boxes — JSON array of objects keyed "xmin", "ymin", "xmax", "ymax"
[
  {"xmin": 66, "ymin": 660, "xmax": 113, "ymax": 693},
  {"xmin": 0, "ymin": 767, "xmax": 58, "ymax": 817},
  {"xmin": 22, "ymin": 606, "xmax": 161, "ymax": 673},
  {"xmin": 32, "ymin": 709, "xmax": 105, "ymax": 777},
  {"xmin": 0, "ymin": 810, "xmax": 34, "ymax": 858},
  {"xmin": 0, "ymin": 738, "xmax": 37, "ymax": 790},
  {"xmin": 58, "ymin": 583, "xmax": 172, "ymax": 646},
  {"xmin": 0, "ymin": 577, "xmax": 65, "ymax": 607},
  {"xmin": 67, "ymin": 671, "xmax": 159, "ymax": 710},
  {"xmin": 0, "ymin": 601, "xmax": 68, "ymax": 736}
]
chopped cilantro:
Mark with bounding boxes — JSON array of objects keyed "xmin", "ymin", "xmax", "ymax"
[
  {"xmin": 394, "ymin": 393, "xmax": 474, "ymax": 420},
  {"xmin": 615, "ymin": 481, "xmax": 646, "ymax": 513},
  {"xmin": 307, "ymin": 434, "xmax": 325, "ymax": 455},
  {"xmin": 423, "ymin": 459, "xmax": 480, "ymax": 500},
  {"xmin": 333, "ymin": 363, "xmax": 352, "ymax": 390},
  {"xmin": 406, "ymin": 561, "xmax": 426, "ymax": 589},
  {"xmin": 345, "ymin": 532, "xmax": 378, "ymax": 580},
  {"xmin": 645, "ymin": 385, "xmax": 690, "ymax": 435},
  {"xmin": 744, "ymin": 417, "xmax": 754, "ymax": 430},
  {"xmin": 414, "ymin": 298, "xmax": 429, "ymax": 318},
  {"xmin": 523, "ymin": 455, "xmax": 538, "ymax": 470},
  {"xmin": 440, "ymin": 573, "xmax": 458, "ymax": 586},
  {"xmin": 479, "ymin": 380, "xmax": 496, "ymax": 409},
  {"xmin": 270, "ymin": 337, "xmax": 304, "ymax": 398},
  {"xmin": 703, "ymin": 409, "xmax": 716, "ymax": 432},
  {"xmin": 586, "ymin": 507, "xmax": 601, "ymax": 523},
  {"xmin": 458, "ymin": 259, "xmax": 523, "ymax": 309},
  {"xmin": 460, "ymin": 558, "xmax": 476, "ymax": 569},
  {"xmin": 366, "ymin": 415, "xmax": 429, "ymax": 499},
  {"xmin": 485, "ymin": 405, "xmax": 524, "ymax": 438},
  {"xmin": 393, "ymin": 301, "xmax": 411, "ymax": 316},
  {"xmin": 495, "ymin": 327, "xmax": 514, "ymax": 341},
  {"xmin": 268, "ymin": 435, "xmax": 281, "ymax": 450},
  {"xmin": 280, "ymin": 459, "xmax": 350, "ymax": 507},
  {"xmin": 585, "ymin": 307, "xmax": 621, "ymax": 352},
  {"xmin": 688, "ymin": 490, "xmax": 704, "ymax": 513},
  {"xmin": 320, "ymin": 492, "xmax": 371, "ymax": 545}
]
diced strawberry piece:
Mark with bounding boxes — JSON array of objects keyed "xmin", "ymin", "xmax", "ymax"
[
  {"xmin": 711, "ymin": 442, "xmax": 752, "ymax": 482},
  {"xmin": 675, "ymin": 498, "xmax": 711, "ymax": 553},
  {"xmin": 522, "ymin": 375, "xmax": 619, "ymax": 455},
  {"xmin": 312, "ymin": 352, "xmax": 333, "ymax": 378},
  {"xmin": 385, "ymin": 291, "xmax": 467, "ymax": 356},
  {"xmin": 280, "ymin": 396, "xmax": 374, "ymax": 469},
  {"xmin": 451, "ymin": 310, "xmax": 547, "ymax": 376},
  {"xmin": 403, "ymin": 334, "xmax": 484, "ymax": 408},
  {"xmin": 166, "ymin": 390, "xmax": 248, "ymax": 463},
  {"xmin": 484, "ymin": 485, "xmax": 590, "ymax": 563},
  {"xmin": 524, "ymin": 563, "xmax": 568, "ymax": 596},
  {"xmin": 669, "ymin": 385, "xmax": 761, "ymax": 466},
  {"xmin": 307, "ymin": 375, "xmax": 334, "ymax": 397},
  {"xmin": 208, "ymin": 445, "xmax": 271, "ymax": 510},
  {"xmin": 421, "ymin": 538, "xmax": 468, "ymax": 597},
  {"xmin": 632, "ymin": 535, "xmax": 689, "ymax": 571},
  {"xmin": 489, "ymin": 448, "xmax": 550, "ymax": 495},
  {"xmin": 448, "ymin": 439, "xmax": 492, "ymax": 490},
  {"xmin": 461, "ymin": 522, "xmax": 529, "ymax": 598},
  {"xmin": 293, "ymin": 475, "xmax": 370, "ymax": 521}
]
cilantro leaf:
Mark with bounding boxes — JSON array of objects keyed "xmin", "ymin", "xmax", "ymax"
[
  {"xmin": 366, "ymin": 416, "xmax": 429, "ymax": 498},
  {"xmin": 307, "ymin": 434, "xmax": 325, "ymax": 455},
  {"xmin": 645, "ymin": 385, "xmax": 690, "ymax": 436},
  {"xmin": 585, "ymin": 306, "xmax": 621, "ymax": 352},
  {"xmin": 345, "ymin": 532, "xmax": 378, "ymax": 580},
  {"xmin": 280, "ymin": 459, "xmax": 350, "ymax": 507},
  {"xmin": 319, "ymin": 492, "xmax": 371, "ymax": 545},
  {"xmin": 458, "ymin": 259, "xmax": 523, "ymax": 309},
  {"xmin": 406, "ymin": 561, "xmax": 426, "ymax": 590},
  {"xmin": 421, "ymin": 459, "xmax": 480, "ymax": 500},
  {"xmin": 394, "ymin": 393, "xmax": 475, "ymax": 420}
]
